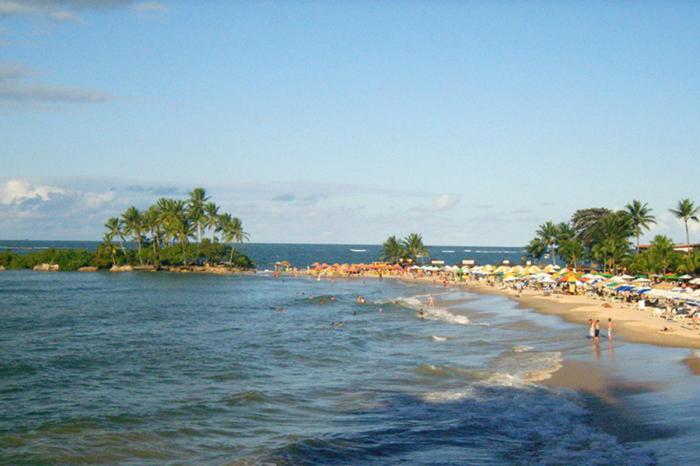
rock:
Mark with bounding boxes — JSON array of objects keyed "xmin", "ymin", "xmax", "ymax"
[
  {"xmin": 78, "ymin": 266, "xmax": 98, "ymax": 272},
  {"xmin": 33, "ymin": 263, "xmax": 59, "ymax": 272},
  {"xmin": 133, "ymin": 265, "xmax": 157, "ymax": 272},
  {"xmin": 0, "ymin": 265, "xmax": 5, "ymax": 271},
  {"xmin": 109, "ymin": 265, "xmax": 134, "ymax": 272}
]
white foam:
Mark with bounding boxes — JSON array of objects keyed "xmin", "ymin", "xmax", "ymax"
[
  {"xmin": 512, "ymin": 345, "xmax": 533, "ymax": 353},
  {"xmin": 422, "ymin": 388, "xmax": 476, "ymax": 403},
  {"xmin": 432, "ymin": 335, "xmax": 448, "ymax": 342},
  {"xmin": 424, "ymin": 307, "xmax": 470, "ymax": 325}
]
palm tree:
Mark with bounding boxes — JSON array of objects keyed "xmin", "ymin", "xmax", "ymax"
[
  {"xmin": 536, "ymin": 221, "xmax": 559, "ymax": 265},
  {"xmin": 380, "ymin": 235, "xmax": 406, "ymax": 264},
  {"xmin": 143, "ymin": 205, "xmax": 162, "ymax": 263},
  {"xmin": 556, "ymin": 222, "xmax": 575, "ymax": 243},
  {"xmin": 204, "ymin": 202, "xmax": 220, "ymax": 241},
  {"xmin": 187, "ymin": 188, "xmax": 210, "ymax": 243},
  {"xmin": 102, "ymin": 232, "xmax": 117, "ymax": 266},
  {"xmin": 559, "ymin": 238, "xmax": 585, "ymax": 271},
  {"xmin": 174, "ymin": 214, "xmax": 194, "ymax": 263},
  {"xmin": 647, "ymin": 235, "xmax": 676, "ymax": 273},
  {"xmin": 158, "ymin": 199, "xmax": 187, "ymax": 246},
  {"xmin": 625, "ymin": 200, "xmax": 656, "ymax": 254},
  {"xmin": 525, "ymin": 238, "xmax": 546, "ymax": 265},
  {"xmin": 669, "ymin": 198, "xmax": 699, "ymax": 254},
  {"xmin": 219, "ymin": 213, "xmax": 249, "ymax": 264},
  {"xmin": 104, "ymin": 217, "xmax": 125, "ymax": 253},
  {"xmin": 121, "ymin": 206, "xmax": 144, "ymax": 265},
  {"xmin": 590, "ymin": 213, "xmax": 632, "ymax": 272},
  {"xmin": 401, "ymin": 233, "xmax": 429, "ymax": 265}
]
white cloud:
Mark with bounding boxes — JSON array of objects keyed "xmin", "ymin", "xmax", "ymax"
[
  {"xmin": 132, "ymin": 1, "xmax": 166, "ymax": 13},
  {"xmin": 433, "ymin": 193, "xmax": 461, "ymax": 210},
  {"xmin": 1, "ymin": 179, "xmax": 65, "ymax": 205},
  {"xmin": 84, "ymin": 189, "xmax": 115, "ymax": 208},
  {"xmin": 0, "ymin": 1, "xmax": 148, "ymax": 22}
]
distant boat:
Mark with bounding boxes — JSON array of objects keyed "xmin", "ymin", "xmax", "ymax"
[
  {"xmin": 350, "ymin": 249, "xmax": 367, "ymax": 252},
  {"xmin": 441, "ymin": 250, "xmax": 455, "ymax": 253}
]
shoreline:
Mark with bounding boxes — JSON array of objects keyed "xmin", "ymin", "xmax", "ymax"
[
  {"xmin": 462, "ymin": 280, "xmax": 700, "ymax": 349},
  {"xmin": 390, "ymin": 273, "xmax": 700, "ymax": 349},
  {"xmin": 5, "ymin": 266, "xmax": 700, "ymax": 349}
]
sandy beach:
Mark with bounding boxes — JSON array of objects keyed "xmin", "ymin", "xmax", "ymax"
[
  {"xmin": 390, "ymin": 272, "xmax": 700, "ymax": 349},
  {"xmin": 461, "ymin": 281, "xmax": 700, "ymax": 349}
]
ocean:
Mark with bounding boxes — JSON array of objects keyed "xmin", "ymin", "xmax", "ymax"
[
  {"xmin": 2, "ymin": 244, "xmax": 700, "ymax": 464},
  {"xmin": 0, "ymin": 240, "xmax": 527, "ymax": 270}
]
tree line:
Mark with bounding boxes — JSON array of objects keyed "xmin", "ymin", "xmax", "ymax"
[
  {"xmin": 100, "ymin": 187, "xmax": 251, "ymax": 268},
  {"xmin": 526, "ymin": 198, "xmax": 700, "ymax": 274}
]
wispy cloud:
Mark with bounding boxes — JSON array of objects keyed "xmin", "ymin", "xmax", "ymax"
[
  {"xmin": 433, "ymin": 193, "xmax": 461, "ymax": 210},
  {"xmin": 0, "ymin": 61, "xmax": 112, "ymax": 105},
  {"xmin": 132, "ymin": 1, "xmax": 166, "ymax": 14},
  {"xmin": 0, "ymin": 1, "xmax": 162, "ymax": 22}
]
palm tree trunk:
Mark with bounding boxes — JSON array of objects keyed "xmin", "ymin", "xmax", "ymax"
[
  {"xmin": 686, "ymin": 221, "xmax": 691, "ymax": 254},
  {"xmin": 136, "ymin": 234, "xmax": 143, "ymax": 265},
  {"xmin": 551, "ymin": 243, "xmax": 555, "ymax": 266},
  {"xmin": 636, "ymin": 234, "xmax": 640, "ymax": 255},
  {"xmin": 229, "ymin": 246, "xmax": 234, "ymax": 265}
]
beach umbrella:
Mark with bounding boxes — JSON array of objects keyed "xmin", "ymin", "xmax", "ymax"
[{"xmin": 679, "ymin": 274, "xmax": 693, "ymax": 280}]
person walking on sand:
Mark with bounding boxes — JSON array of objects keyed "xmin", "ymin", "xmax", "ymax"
[
  {"xmin": 588, "ymin": 319, "xmax": 595, "ymax": 339},
  {"xmin": 607, "ymin": 318, "xmax": 613, "ymax": 340},
  {"xmin": 594, "ymin": 320, "xmax": 601, "ymax": 341}
]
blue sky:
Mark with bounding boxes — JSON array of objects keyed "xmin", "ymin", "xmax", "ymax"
[{"xmin": 1, "ymin": 1, "xmax": 699, "ymax": 245}]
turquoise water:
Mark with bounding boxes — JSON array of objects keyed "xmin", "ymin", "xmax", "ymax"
[{"xmin": 2, "ymin": 270, "xmax": 699, "ymax": 464}]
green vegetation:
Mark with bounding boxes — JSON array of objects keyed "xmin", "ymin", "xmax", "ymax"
[
  {"xmin": 0, "ymin": 248, "xmax": 94, "ymax": 271},
  {"xmin": 380, "ymin": 233, "xmax": 429, "ymax": 264},
  {"xmin": 100, "ymin": 187, "xmax": 252, "ymax": 268},
  {"xmin": 527, "ymin": 198, "xmax": 700, "ymax": 275},
  {"xmin": 0, "ymin": 187, "xmax": 253, "ymax": 271}
]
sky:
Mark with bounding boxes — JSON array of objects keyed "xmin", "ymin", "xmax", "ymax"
[{"xmin": 1, "ymin": 0, "xmax": 699, "ymax": 245}]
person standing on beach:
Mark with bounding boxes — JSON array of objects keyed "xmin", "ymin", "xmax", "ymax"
[
  {"xmin": 607, "ymin": 318, "xmax": 613, "ymax": 340},
  {"xmin": 594, "ymin": 320, "xmax": 601, "ymax": 341},
  {"xmin": 589, "ymin": 319, "xmax": 595, "ymax": 339}
]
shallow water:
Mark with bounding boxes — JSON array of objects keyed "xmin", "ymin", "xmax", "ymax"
[{"xmin": 1, "ymin": 271, "xmax": 698, "ymax": 464}]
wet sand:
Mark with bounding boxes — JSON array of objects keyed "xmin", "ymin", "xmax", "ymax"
[{"xmin": 460, "ymin": 281, "xmax": 700, "ymax": 349}]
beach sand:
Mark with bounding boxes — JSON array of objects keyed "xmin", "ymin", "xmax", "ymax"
[{"xmin": 461, "ymin": 281, "xmax": 700, "ymax": 350}]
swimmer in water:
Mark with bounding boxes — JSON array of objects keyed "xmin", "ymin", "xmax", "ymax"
[
  {"xmin": 418, "ymin": 309, "xmax": 425, "ymax": 320},
  {"xmin": 428, "ymin": 295, "xmax": 435, "ymax": 307}
]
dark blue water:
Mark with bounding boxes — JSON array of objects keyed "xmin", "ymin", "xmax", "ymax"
[
  {"xmin": 0, "ymin": 240, "xmax": 525, "ymax": 269},
  {"xmin": 3, "ymin": 269, "xmax": 700, "ymax": 464}
]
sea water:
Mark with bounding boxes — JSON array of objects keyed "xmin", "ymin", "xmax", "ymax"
[
  {"xmin": 2, "ymin": 271, "xmax": 700, "ymax": 464},
  {"xmin": 0, "ymin": 241, "xmax": 526, "ymax": 269}
]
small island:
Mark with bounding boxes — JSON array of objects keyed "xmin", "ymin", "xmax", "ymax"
[{"xmin": 0, "ymin": 188, "xmax": 253, "ymax": 273}]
